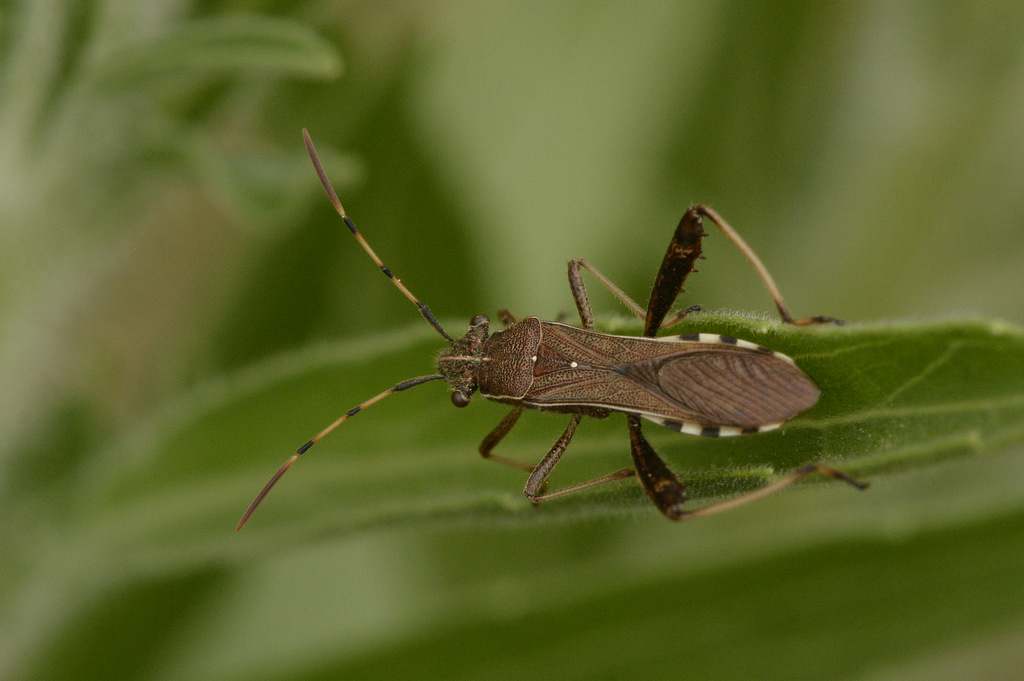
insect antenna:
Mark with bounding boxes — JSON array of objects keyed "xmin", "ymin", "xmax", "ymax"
[
  {"xmin": 238, "ymin": 131, "xmax": 458, "ymax": 530},
  {"xmin": 237, "ymin": 373, "xmax": 444, "ymax": 530},
  {"xmin": 303, "ymin": 128, "xmax": 454, "ymax": 343}
]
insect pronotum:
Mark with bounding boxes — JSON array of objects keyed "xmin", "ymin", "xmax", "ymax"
[{"xmin": 236, "ymin": 129, "xmax": 867, "ymax": 530}]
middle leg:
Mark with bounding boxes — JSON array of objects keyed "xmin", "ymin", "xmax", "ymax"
[
  {"xmin": 524, "ymin": 414, "xmax": 635, "ymax": 503},
  {"xmin": 480, "ymin": 410, "xmax": 634, "ymax": 504},
  {"xmin": 567, "ymin": 258, "xmax": 644, "ymax": 331},
  {"xmin": 567, "ymin": 207, "xmax": 707, "ymax": 336}
]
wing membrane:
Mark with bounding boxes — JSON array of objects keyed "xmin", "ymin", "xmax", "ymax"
[{"xmin": 652, "ymin": 349, "xmax": 819, "ymax": 426}]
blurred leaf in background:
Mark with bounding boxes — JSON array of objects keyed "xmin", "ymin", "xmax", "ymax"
[{"xmin": 1, "ymin": 2, "xmax": 1023, "ymax": 681}]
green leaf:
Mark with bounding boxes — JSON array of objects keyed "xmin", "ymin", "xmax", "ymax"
[
  {"xmin": 4, "ymin": 4, "xmax": 1024, "ymax": 680},
  {"xmin": 100, "ymin": 314, "xmax": 1024, "ymax": 536},
  {"xmin": 5, "ymin": 315, "xmax": 1023, "ymax": 681},
  {"xmin": 95, "ymin": 15, "xmax": 342, "ymax": 88}
]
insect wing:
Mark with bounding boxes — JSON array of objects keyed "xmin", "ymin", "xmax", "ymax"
[
  {"xmin": 631, "ymin": 344, "xmax": 820, "ymax": 427},
  {"xmin": 523, "ymin": 324, "xmax": 819, "ymax": 433}
]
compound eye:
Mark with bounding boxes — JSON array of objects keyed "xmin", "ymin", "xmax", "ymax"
[
  {"xmin": 451, "ymin": 391, "xmax": 471, "ymax": 408},
  {"xmin": 470, "ymin": 314, "xmax": 489, "ymax": 327}
]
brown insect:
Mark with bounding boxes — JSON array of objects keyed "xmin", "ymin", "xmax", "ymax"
[{"xmin": 236, "ymin": 129, "xmax": 867, "ymax": 530}]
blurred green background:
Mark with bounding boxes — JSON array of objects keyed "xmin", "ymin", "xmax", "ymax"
[{"xmin": 2, "ymin": 2, "xmax": 1023, "ymax": 680}]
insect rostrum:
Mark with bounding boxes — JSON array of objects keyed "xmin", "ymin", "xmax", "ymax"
[{"xmin": 236, "ymin": 130, "xmax": 867, "ymax": 530}]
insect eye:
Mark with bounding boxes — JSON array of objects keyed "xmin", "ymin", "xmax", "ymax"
[
  {"xmin": 470, "ymin": 314, "xmax": 489, "ymax": 327},
  {"xmin": 451, "ymin": 391, "xmax": 471, "ymax": 408}
]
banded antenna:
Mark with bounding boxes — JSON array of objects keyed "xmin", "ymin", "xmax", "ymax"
[{"xmin": 236, "ymin": 130, "xmax": 452, "ymax": 530}]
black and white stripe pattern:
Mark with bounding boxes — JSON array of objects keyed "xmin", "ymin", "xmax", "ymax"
[
  {"xmin": 645, "ymin": 332, "xmax": 800, "ymax": 436},
  {"xmin": 643, "ymin": 416, "xmax": 784, "ymax": 437},
  {"xmin": 676, "ymin": 332, "xmax": 795, "ymax": 364}
]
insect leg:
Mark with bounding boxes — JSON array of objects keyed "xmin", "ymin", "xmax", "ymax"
[
  {"xmin": 524, "ymin": 414, "xmax": 634, "ymax": 502},
  {"xmin": 567, "ymin": 258, "xmax": 646, "ymax": 330},
  {"xmin": 627, "ymin": 415, "xmax": 689, "ymax": 519},
  {"xmin": 497, "ymin": 309, "xmax": 519, "ymax": 326},
  {"xmin": 478, "ymin": 407, "xmax": 535, "ymax": 473},
  {"xmin": 644, "ymin": 208, "xmax": 706, "ymax": 337},
  {"xmin": 626, "ymin": 415, "xmax": 866, "ymax": 521},
  {"xmin": 660, "ymin": 463, "xmax": 869, "ymax": 520},
  {"xmin": 655, "ymin": 304, "xmax": 703, "ymax": 330},
  {"xmin": 694, "ymin": 205, "xmax": 842, "ymax": 326}
]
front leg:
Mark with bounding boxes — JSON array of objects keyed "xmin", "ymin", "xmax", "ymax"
[
  {"xmin": 496, "ymin": 309, "xmax": 518, "ymax": 326},
  {"xmin": 479, "ymin": 407, "xmax": 534, "ymax": 473}
]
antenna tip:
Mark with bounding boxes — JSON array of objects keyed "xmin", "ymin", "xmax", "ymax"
[{"xmin": 236, "ymin": 453, "xmax": 301, "ymax": 531}]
